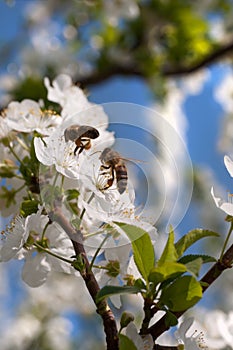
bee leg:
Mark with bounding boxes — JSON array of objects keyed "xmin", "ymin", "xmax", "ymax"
[
  {"xmin": 99, "ymin": 164, "xmax": 111, "ymax": 175},
  {"xmin": 102, "ymin": 167, "xmax": 114, "ymax": 190},
  {"xmin": 82, "ymin": 138, "xmax": 92, "ymax": 150},
  {"xmin": 74, "ymin": 142, "xmax": 85, "ymax": 156},
  {"xmin": 74, "ymin": 145, "xmax": 79, "ymax": 155}
]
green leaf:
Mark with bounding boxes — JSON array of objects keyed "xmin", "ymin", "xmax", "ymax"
[
  {"xmin": 149, "ymin": 262, "xmax": 187, "ymax": 284},
  {"xmin": 120, "ymin": 311, "xmax": 135, "ymax": 329},
  {"xmin": 160, "ymin": 275, "xmax": 202, "ymax": 312},
  {"xmin": 0, "ymin": 186, "xmax": 17, "ymax": 208},
  {"xmin": 119, "ymin": 334, "xmax": 137, "ymax": 350},
  {"xmin": 158, "ymin": 227, "xmax": 178, "ymax": 265},
  {"xmin": 19, "ymin": 151, "xmax": 40, "ymax": 194},
  {"xmin": 65, "ymin": 189, "xmax": 80, "ymax": 201},
  {"xmin": 178, "ymin": 254, "xmax": 217, "ymax": 264},
  {"xmin": 175, "ymin": 229, "xmax": 219, "ymax": 257},
  {"xmin": 96, "ymin": 285, "xmax": 141, "ymax": 303},
  {"xmin": 164, "ymin": 311, "xmax": 178, "ymax": 327},
  {"xmin": 0, "ymin": 161, "xmax": 17, "ymax": 178},
  {"xmin": 72, "ymin": 254, "xmax": 86, "ymax": 273},
  {"xmin": 115, "ymin": 223, "xmax": 155, "ymax": 282},
  {"xmin": 185, "ymin": 257, "xmax": 203, "ymax": 277},
  {"xmin": 41, "ymin": 184, "xmax": 62, "ymax": 207},
  {"xmin": 20, "ymin": 199, "xmax": 39, "ymax": 217},
  {"xmin": 133, "ymin": 278, "xmax": 147, "ymax": 291},
  {"xmin": 11, "ymin": 76, "xmax": 47, "ymax": 103},
  {"xmin": 71, "ymin": 217, "xmax": 82, "ymax": 230}
]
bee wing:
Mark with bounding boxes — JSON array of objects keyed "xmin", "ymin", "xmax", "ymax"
[{"xmin": 120, "ymin": 157, "xmax": 148, "ymax": 164}]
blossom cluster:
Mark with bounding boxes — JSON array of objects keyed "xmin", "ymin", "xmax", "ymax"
[
  {"xmin": 0, "ymin": 74, "xmax": 232, "ymax": 350},
  {"xmin": 0, "ymin": 74, "xmax": 155, "ymax": 303}
]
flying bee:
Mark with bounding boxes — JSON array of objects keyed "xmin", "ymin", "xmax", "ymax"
[
  {"xmin": 64, "ymin": 124, "xmax": 99, "ymax": 156},
  {"xmin": 99, "ymin": 148, "xmax": 128, "ymax": 194}
]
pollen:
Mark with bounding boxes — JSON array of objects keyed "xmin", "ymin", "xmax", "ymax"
[
  {"xmin": 191, "ymin": 330, "xmax": 208, "ymax": 349},
  {"xmin": 227, "ymin": 191, "xmax": 233, "ymax": 203},
  {"xmin": 43, "ymin": 109, "xmax": 59, "ymax": 117}
]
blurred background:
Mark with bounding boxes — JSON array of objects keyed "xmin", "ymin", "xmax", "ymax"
[{"xmin": 0, "ymin": 0, "xmax": 233, "ymax": 349}]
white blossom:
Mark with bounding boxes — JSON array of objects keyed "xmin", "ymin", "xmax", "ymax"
[
  {"xmin": 0, "ymin": 116, "xmax": 12, "ymax": 140},
  {"xmin": 4, "ymin": 99, "xmax": 61, "ymax": 134},
  {"xmin": 22, "ymin": 253, "xmax": 52, "ymax": 287},
  {"xmin": 34, "ymin": 127, "xmax": 81, "ymax": 179},
  {"xmin": 103, "ymin": 0, "xmax": 139, "ymax": 26},
  {"xmin": 22, "ymin": 213, "xmax": 76, "ymax": 287},
  {"xmin": 80, "ymin": 189, "xmax": 156, "ymax": 244},
  {"xmin": 44, "ymin": 316, "xmax": 73, "ymax": 350},
  {"xmin": 210, "ymin": 311, "xmax": 233, "ymax": 347},
  {"xmin": 175, "ymin": 318, "xmax": 208, "ymax": 350},
  {"xmin": 0, "ymin": 314, "xmax": 41, "ymax": 350},
  {"xmin": 198, "ymin": 309, "xmax": 232, "ymax": 349},
  {"xmin": 0, "ymin": 177, "xmax": 26, "ymax": 218},
  {"xmin": 26, "ymin": 272, "xmax": 94, "ymax": 315},
  {"xmin": 95, "ymin": 236, "xmax": 131, "ymax": 308},
  {"xmin": 125, "ymin": 322, "xmax": 154, "ymax": 350},
  {"xmin": 0, "ymin": 216, "xmax": 28, "ymax": 262},
  {"xmin": 211, "ymin": 187, "xmax": 233, "ymax": 216},
  {"xmin": 44, "ymin": 74, "xmax": 88, "ymax": 109},
  {"xmin": 1, "ymin": 208, "xmax": 76, "ymax": 287},
  {"xmin": 45, "ymin": 74, "xmax": 110, "ymax": 130},
  {"xmin": 211, "ymin": 155, "xmax": 233, "ymax": 216}
]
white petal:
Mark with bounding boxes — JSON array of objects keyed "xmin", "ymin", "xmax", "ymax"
[
  {"xmin": 211, "ymin": 187, "xmax": 233, "ymax": 215},
  {"xmin": 126, "ymin": 322, "xmax": 144, "ymax": 349},
  {"xmin": 142, "ymin": 335, "xmax": 154, "ymax": 350},
  {"xmin": 110, "ymin": 294, "xmax": 122, "ymax": 309},
  {"xmin": 224, "ymin": 155, "xmax": 233, "ymax": 177},
  {"xmin": 0, "ymin": 216, "xmax": 27, "ymax": 262},
  {"xmin": 44, "ymin": 74, "xmax": 73, "ymax": 105},
  {"xmin": 34, "ymin": 137, "xmax": 53, "ymax": 166},
  {"xmin": 22, "ymin": 253, "xmax": 51, "ymax": 287},
  {"xmin": 175, "ymin": 318, "xmax": 194, "ymax": 340}
]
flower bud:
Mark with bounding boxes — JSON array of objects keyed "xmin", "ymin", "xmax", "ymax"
[{"xmin": 120, "ymin": 311, "xmax": 135, "ymax": 330}]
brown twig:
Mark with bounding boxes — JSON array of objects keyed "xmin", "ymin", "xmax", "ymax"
[
  {"xmin": 76, "ymin": 39, "xmax": 233, "ymax": 88},
  {"xmin": 140, "ymin": 299, "xmax": 159, "ymax": 335},
  {"xmin": 163, "ymin": 40, "xmax": 233, "ymax": 76},
  {"xmin": 154, "ymin": 346, "xmax": 178, "ymax": 350},
  {"xmin": 49, "ymin": 206, "xmax": 119, "ymax": 350},
  {"xmin": 147, "ymin": 243, "xmax": 233, "ymax": 341}
]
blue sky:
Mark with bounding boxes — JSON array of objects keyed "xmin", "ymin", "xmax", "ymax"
[
  {"xmin": 1, "ymin": 0, "xmax": 232, "ymax": 233},
  {"xmin": 0, "ymin": 0, "xmax": 232, "ymax": 339},
  {"xmin": 0, "ymin": 1, "xmax": 228, "ymax": 176}
]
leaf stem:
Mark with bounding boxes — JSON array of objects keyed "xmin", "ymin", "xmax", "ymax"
[
  {"xmin": 33, "ymin": 242, "xmax": 73, "ymax": 264},
  {"xmin": 16, "ymin": 136, "xmax": 30, "ymax": 152},
  {"xmin": 80, "ymin": 192, "xmax": 95, "ymax": 221},
  {"xmin": 89, "ymin": 233, "xmax": 110, "ymax": 271},
  {"xmin": 41, "ymin": 220, "xmax": 50, "ymax": 240},
  {"xmin": 14, "ymin": 183, "xmax": 26, "ymax": 194},
  {"xmin": 219, "ymin": 221, "xmax": 233, "ymax": 262},
  {"xmin": 52, "ymin": 172, "xmax": 59, "ymax": 188},
  {"xmin": 8, "ymin": 144, "xmax": 22, "ymax": 164}
]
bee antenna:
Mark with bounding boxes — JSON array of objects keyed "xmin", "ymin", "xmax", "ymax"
[{"xmin": 90, "ymin": 150, "xmax": 102, "ymax": 156}]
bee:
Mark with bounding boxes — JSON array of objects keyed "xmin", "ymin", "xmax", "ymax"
[
  {"xmin": 99, "ymin": 148, "xmax": 128, "ymax": 194},
  {"xmin": 64, "ymin": 124, "xmax": 99, "ymax": 156}
]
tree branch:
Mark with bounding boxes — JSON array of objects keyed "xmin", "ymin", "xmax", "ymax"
[
  {"xmin": 140, "ymin": 299, "xmax": 159, "ymax": 335},
  {"xmin": 163, "ymin": 40, "xmax": 233, "ymax": 76},
  {"xmin": 77, "ymin": 64, "xmax": 142, "ymax": 88},
  {"xmin": 76, "ymin": 39, "xmax": 233, "ymax": 88},
  {"xmin": 154, "ymin": 346, "xmax": 177, "ymax": 350},
  {"xmin": 49, "ymin": 206, "xmax": 119, "ymax": 350},
  {"xmin": 148, "ymin": 242, "xmax": 233, "ymax": 341}
]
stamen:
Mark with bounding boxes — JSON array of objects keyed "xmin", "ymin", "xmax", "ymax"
[{"xmin": 228, "ymin": 191, "xmax": 233, "ymax": 203}]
